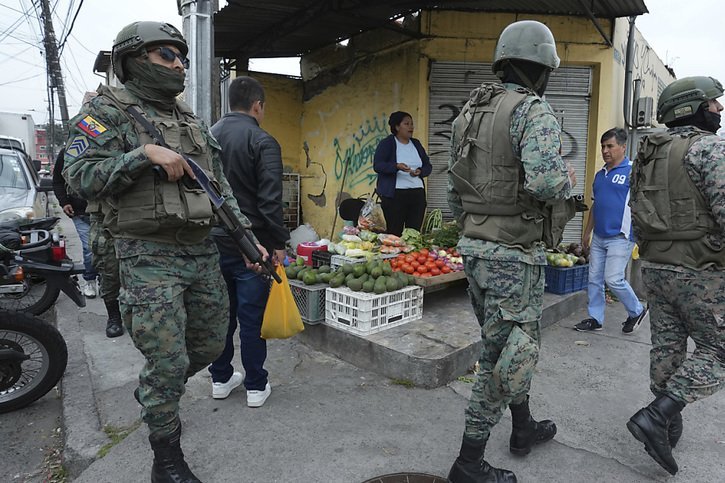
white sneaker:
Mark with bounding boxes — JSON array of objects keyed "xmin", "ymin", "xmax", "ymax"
[
  {"xmin": 246, "ymin": 382, "xmax": 271, "ymax": 408},
  {"xmin": 212, "ymin": 372, "xmax": 243, "ymax": 399},
  {"xmin": 82, "ymin": 279, "xmax": 97, "ymax": 298}
]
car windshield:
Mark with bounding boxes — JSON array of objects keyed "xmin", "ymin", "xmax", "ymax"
[{"xmin": 0, "ymin": 154, "xmax": 30, "ymax": 189}]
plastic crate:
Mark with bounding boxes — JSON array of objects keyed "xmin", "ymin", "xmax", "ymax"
[
  {"xmin": 325, "ymin": 285, "xmax": 424, "ymax": 336},
  {"xmin": 544, "ymin": 264, "xmax": 588, "ymax": 295},
  {"xmin": 288, "ymin": 280, "xmax": 327, "ymax": 325},
  {"xmin": 311, "ymin": 250, "xmax": 332, "ymax": 269},
  {"xmin": 330, "ymin": 254, "xmax": 367, "ymax": 270}
]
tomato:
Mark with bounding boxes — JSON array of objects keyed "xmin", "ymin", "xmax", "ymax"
[
  {"xmin": 425, "ymin": 261, "xmax": 436, "ymax": 269},
  {"xmin": 404, "ymin": 255, "xmax": 414, "ymax": 264},
  {"xmin": 435, "ymin": 259, "xmax": 445, "ymax": 268},
  {"xmin": 417, "ymin": 256, "xmax": 427, "ymax": 264},
  {"xmin": 411, "ymin": 260, "xmax": 420, "ymax": 269},
  {"xmin": 419, "ymin": 248, "xmax": 429, "ymax": 257},
  {"xmin": 410, "ymin": 251, "xmax": 419, "ymax": 259},
  {"xmin": 441, "ymin": 265, "xmax": 452, "ymax": 274},
  {"xmin": 419, "ymin": 272, "xmax": 433, "ymax": 277},
  {"xmin": 403, "ymin": 264, "xmax": 414, "ymax": 274},
  {"xmin": 430, "ymin": 267, "xmax": 441, "ymax": 276},
  {"xmin": 417, "ymin": 265, "xmax": 428, "ymax": 273}
]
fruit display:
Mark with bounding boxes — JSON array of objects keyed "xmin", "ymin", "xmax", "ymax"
[
  {"xmin": 546, "ymin": 242, "xmax": 589, "ymax": 267},
  {"xmin": 285, "ymin": 256, "xmax": 414, "ymax": 294},
  {"xmin": 389, "ymin": 247, "xmax": 464, "ymax": 278}
]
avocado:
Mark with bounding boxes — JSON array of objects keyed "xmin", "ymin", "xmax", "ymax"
[
  {"xmin": 373, "ymin": 280, "xmax": 386, "ymax": 294},
  {"xmin": 285, "ymin": 266, "xmax": 298, "ymax": 279},
  {"xmin": 303, "ymin": 271, "xmax": 318, "ymax": 285},
  {"xmin": 296, "ymin": 268, "xmax": 309, "ymax": 281},
  {"xmin": 295, "ymin": 256, "xmax": 305, "ymax": 267},
  {"xmin": 381, "ymin": 262, "xmax": 393, "ymax": 276},
  {"xmin": 318, "ymin": 265, "xmax": 332, "ymax": 273},
  {"xmin": 362, "ymin": 280, "xmax": 375, "ymax": 293},
  {"xmin": 329, "ymin": 274, "xmax": 345, "ymax": 288},
  {"xmin": 370, "ymin": 267, "xmax": 383, "ymax": 279},
  {"xmin": 347, "ymin": 278, "xmax": 363, "ymax": 291},
  {"xmin": 385, "ymin": 277, "xmax": 398, "ymax": 292},
  {"xmin": 353, "ymin": 264, "xmax": 366, "ymax": 278},
  {"xmin": 342, "ymin": 263, "xmax": 355, "ymax": 275}
]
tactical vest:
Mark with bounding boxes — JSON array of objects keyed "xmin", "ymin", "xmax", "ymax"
[
  {"xmin": 631, "ymin": 129, "xmax": 724, "ymax": 269},
  {"xmin": 450, "ymin": 83, "xmax": 574, "ymax": 249},
  {"xmin": 98, "ymin": 85, "xmax": 215, "ymax": 245}
]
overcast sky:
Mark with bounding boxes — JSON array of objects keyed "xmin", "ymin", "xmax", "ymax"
[{"xmin": 0, "ymin": 0, "xmax": 723, "ymax": 124}]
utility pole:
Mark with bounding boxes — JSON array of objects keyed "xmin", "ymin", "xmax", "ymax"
[
  {"xmin": 179, "ymin": 0, "xmax": 217, "ymax": 124},
  {"xmin": 39, "ymin": 0, "xmax": 69, "ymax": 151}
]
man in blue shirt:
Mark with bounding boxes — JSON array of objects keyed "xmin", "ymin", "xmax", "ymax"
[{"xmin": 575, "ymin": 128, "xmax": 648, "ymax": 333}]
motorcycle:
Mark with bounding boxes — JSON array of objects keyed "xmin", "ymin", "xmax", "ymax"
[
  {"xmin": 0, "ymin": 217, "xmax": 86, "ymax": 314},
  {"xmin": 0, "ymin": 309, "xmax": 68, "ymax": 413}
]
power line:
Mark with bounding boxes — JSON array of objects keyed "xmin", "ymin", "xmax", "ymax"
[
  {"xmin": 0, "ymin": 71, "xmax": 43, "ymax": 86},
  {"xmin": 58, "ymin": 0, "xmax": 82, "ymax": 56}
]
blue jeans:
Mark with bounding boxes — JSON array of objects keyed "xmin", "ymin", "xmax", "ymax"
[
  {"xmin": 587, "ymin": 234, "xmax": 644, "ymax": 325},
  {"xmin": 72, "ymin": 215, "xmax": 98, "ymax": 281},
  {"xmin": 208, "ymin": 254, "xmax": 271, "ymax": 390}
]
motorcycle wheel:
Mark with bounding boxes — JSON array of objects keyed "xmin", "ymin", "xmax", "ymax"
[
  {"xmin": 0, "ymin": 310, "xmax": 68, "ymax": 413},
  {"xmin": 0, "ymin": 274, "xmax": 60, "ymax": 315}
]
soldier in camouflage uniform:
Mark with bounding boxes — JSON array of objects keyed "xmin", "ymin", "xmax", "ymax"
[
  {"xmin": 63, "ymin": 21, "xmax": 262, "ymax": 483},
  {"xmin": 447, "ymin": 21, "xmax": 577, "ymax": 483},
  {"xmin": 88, "ymin": 204, "xmax": 123, "ymax": 337},
  {"xmin": 627, "ymin": 76, "xmax": 725, "ymax": 476}
]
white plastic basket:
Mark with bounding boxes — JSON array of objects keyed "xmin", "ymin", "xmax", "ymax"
[
  {"xmin": 329, "ymin": 254, "xmax": 367, "ymax": 270},
  {"xmin": 324, "ymin": 285, "xmax": 424, "ymax": 336},
  {"xmin": 288, "ymin": 280, "xmax": 327, "ymax": 325}
]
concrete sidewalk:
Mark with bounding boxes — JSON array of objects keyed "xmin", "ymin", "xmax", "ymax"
[{"xmin": 54, "ymin": 215, "xmax": 725, "ymax": 483}]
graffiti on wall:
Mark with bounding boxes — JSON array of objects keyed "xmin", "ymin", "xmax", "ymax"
[
  {"xmin": 616, "ymin": 38, "xmax": 660, "ymax": 94},
  {"xmin": 430, "ymin": 102, "xmax": 580, "ymax": 166},
  {"xmin": 333, "ymin": 114, "xmax": 388, "ymax": 191}
]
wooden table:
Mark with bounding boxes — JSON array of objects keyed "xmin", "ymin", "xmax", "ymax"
[{"xmin": 412, "ymin": 271, "xmax": 467, "ymax": 293}]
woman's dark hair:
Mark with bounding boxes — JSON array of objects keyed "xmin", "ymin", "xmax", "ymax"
[{"xmin": 388, "ymin": 111, "xmax": 412, "ymax": 135}]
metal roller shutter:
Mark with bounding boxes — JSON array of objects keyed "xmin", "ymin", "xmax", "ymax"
[{"xmin": 427, "ymin": 62, "xmax": 591, "ymax": 245}]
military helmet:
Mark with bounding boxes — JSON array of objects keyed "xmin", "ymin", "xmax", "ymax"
[
  {"xmin": 492, "ymin": 20, "xmax": 560, "ymax": 74},
  {"xmin": 657, "ymin": 76, "xmax": 724, "ymax": 123},
  {"xmin": 111, "ymin": 21, "xmax": 188, "ymax": 83}
]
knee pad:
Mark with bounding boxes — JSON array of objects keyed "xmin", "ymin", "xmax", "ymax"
[{"xmin": 492, "ymin": 324, "xmax": 540, "ymax": 399}]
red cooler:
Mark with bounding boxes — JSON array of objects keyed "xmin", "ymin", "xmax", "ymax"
[{"xmin": 296, "ymin": 243, "xmax": 327, "ymax": 266}]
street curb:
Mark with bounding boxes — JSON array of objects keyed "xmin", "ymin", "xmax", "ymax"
[{"xmin": 55, "ymin": 294, "xmax": 109, "ymax": 479}]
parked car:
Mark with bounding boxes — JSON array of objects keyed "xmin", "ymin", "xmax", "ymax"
[{"xmin": 0, "ymin": 147, "xmax": 53, "ymax": 222}]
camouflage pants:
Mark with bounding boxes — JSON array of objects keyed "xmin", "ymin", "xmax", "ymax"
[
  {"xmin": 89, "ymin": 216, "xmax": 120, "ymax": 301},
  {"xmin": 642, "ymin": 266, "xmax": 725, "ymax": 404},
  {"xmin": 463, "ymin": 256, "xmax": 543, "ymax": 442},
  {"xmin": 118, "ymin": 251, "xmax": 228, "ymax": 438}
]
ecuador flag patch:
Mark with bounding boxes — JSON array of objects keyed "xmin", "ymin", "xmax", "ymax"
[{"xmin": 77, "ymin": 115, "xmax": 107, "ymax": 138}]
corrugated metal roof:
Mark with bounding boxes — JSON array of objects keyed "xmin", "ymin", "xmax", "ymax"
[{"xmin": 214, "ymin": 0, "xmax": 648, "ymax": 59}]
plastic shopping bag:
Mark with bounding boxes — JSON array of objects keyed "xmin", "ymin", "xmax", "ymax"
[
  {"xmin": 357, "ymin": 192, "xmax": 387, "ymax": 233},
  {"xmin": 261, "ymin": 265, "xmax": 304, "ymax": 339}
]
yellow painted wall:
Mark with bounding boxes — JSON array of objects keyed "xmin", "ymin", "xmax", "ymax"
[
  {"xmin": 232, "ymin": 11, "xmax": 674, "ymax": 238},
  {"xmin": 297, "ymin": 44, "xmax": 422, "ymax": 239},
  {"xmin": 229, "ymin": 71, "xmax": 303, "ymax": 172}
]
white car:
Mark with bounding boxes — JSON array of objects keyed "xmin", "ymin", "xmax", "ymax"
[{"xmin": 0, "ymin": 147, "xmax": 52, "ymax": 222}]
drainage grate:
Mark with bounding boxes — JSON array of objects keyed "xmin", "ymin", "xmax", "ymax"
[{"xmin": 361, "ymin": 473, "xmax": 447, "ymax": 483}]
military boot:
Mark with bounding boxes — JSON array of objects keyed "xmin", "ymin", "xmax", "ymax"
[
  {"xmin": 668, "ymin": 412, "xmax": 683, "ymax": 448},
  {"xmin": 104, "ymin": 298, "xmax": 124, "ymax": 338},
  {"xmin": 447, "ymin": 436, "xmax": 517, "ymax": 483},
  {"xmin": 149, "ymin": 422, "xmax": 202, "ymax": 483},
  {"xmin": 627, "ymin": 393, "xmax": 686, "ymax": 475},
  {"xmin": 509, "ymin": 395, "xmax": 557, "ymax": 456}
]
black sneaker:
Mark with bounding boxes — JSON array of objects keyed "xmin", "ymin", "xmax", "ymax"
[
  {"xmin": 622, "ymin": 305, "xmax": 649, "ymax": 334},
  {"xmin": 575, "ymin": 318, "xmax": 602, "ymax": 331}
]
